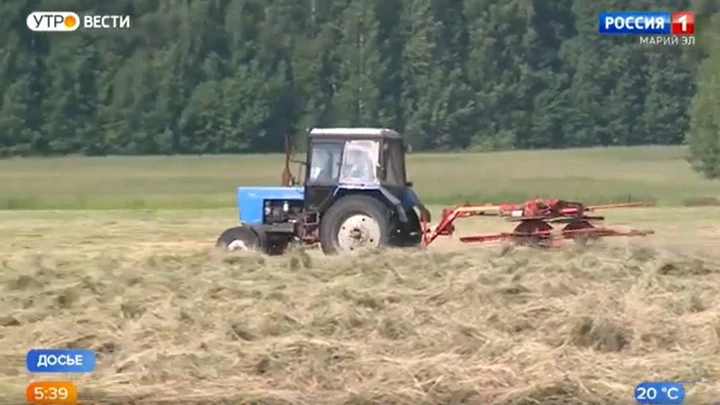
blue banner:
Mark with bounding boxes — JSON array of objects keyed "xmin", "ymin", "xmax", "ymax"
[
  {"xmin": 634, "ymin": 381, "xmax": 685, "ymax": 404},
  {"xmin": 598, "ymin": 11, "xmax": 671, "ymax": 35},
  {"xmin": 26, "ymin": 349, "xmax": 95, "ymax": 373}
]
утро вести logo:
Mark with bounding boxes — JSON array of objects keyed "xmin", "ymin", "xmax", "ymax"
[
  {"xmin": 27, "ymin": 12, "xmax": 80, "ymax": 32},
  {"xmin": 26, "ymin": 11, "xmax": 131, "ymax": 31}
]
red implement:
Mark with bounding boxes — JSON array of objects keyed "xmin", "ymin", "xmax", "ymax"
[{"xmin": 421, "ymin": 198, "xmax": 654, "ymax": 248}]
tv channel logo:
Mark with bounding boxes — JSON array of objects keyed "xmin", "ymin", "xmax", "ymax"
[
  {"xmin": 26, "ymin": 349, "xmax": 95, "ymax": 373},
  {"xmin": 26, "ymin": 11, "xmax": 132, "ymax": 31},
  {"xmin": 598, "ymin": 11, "xmax": 694, "ymax": 35},
  {"xmin": 26, "ymin": 12, "xmax": 80, "ymax": 32},
  {"xmin": 671, "ymin": 11, "xmax": 695, "ymax": 34}
]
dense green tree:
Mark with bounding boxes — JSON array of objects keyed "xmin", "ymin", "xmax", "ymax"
[
  {"xmin": 687, "ymin": 11, "xmax": 720, "ymax": 178},
  {"xmin": 0, "ymin": 0, "xmax": 709, "ymax": 163}
]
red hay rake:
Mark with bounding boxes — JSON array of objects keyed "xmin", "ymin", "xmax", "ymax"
[{"xmin": 421, "ymin": 198, "xmax": 655, "ymax": 248}]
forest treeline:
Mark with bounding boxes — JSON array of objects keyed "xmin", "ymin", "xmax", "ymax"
[{"xmin": 1, "ymin": 0, "xmax": 720, "ymax": 168}]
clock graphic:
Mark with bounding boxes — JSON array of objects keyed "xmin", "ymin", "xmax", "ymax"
[{"xmin": 25, "ymin": 381, "xmax": 77, "ymax": 404}]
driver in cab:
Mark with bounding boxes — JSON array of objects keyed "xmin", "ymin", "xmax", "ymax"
[{"xmin": 341, "ymin": 147, "xmax": 375, "ymax": 183}]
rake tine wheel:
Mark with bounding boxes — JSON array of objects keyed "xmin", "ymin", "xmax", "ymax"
[
  {"xmin": 512, "ymin": 219, "xmax": 553, "ymax": 248},
  {"xmin": 423, "ymin": 198, "xmax": 654, "ymax": 249},
  {"xmin": 561, "ymin": 220, "xmax": 597, "ymax": 246}
]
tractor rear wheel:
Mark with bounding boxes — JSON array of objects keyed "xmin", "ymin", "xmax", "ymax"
[
  {"xmin": 319, "ymin": 195, "xmax": 392, "ymax": 255},
  {"xmin": 216, "ymin": 225, "xmax": 263, "ymax": 252}
]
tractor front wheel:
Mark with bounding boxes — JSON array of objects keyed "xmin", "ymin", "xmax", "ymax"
[
  {"xmin": 319, "ymin": 195, "xmax": 392, "ymax": 255},
  {"xmin": 216, "ymin": 225, "xmax": 263, "ymax": 252}
]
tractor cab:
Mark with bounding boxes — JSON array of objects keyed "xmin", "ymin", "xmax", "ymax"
[
  {"xmin": 304, "ymin": 128, "xmax": 408, "ymax": 211},
  {"xmin": 306, "ymin": 128, "xmax": 406, "ymax": 187}
]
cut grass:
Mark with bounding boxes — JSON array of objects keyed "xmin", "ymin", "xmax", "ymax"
[
  {"xmin": 2, "ymin": 146, "xmax": 720, "ymax": 403},
  {"xmin": 1, "ymin": 145, "xmax": 719, "ymax": 210},
  {"xmin": 1, "ymin": 208, "xmax": 720, "ymax": 404}
]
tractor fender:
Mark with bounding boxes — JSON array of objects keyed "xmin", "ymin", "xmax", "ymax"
[
  {"xmin": 332, "ymin": 185, "xmax": 408, "ymax": 222},
  {"xmin": 401, "ymin": 187, "xmax": 431, "ymax": 222}
]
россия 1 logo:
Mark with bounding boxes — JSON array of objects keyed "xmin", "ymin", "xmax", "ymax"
[
  {"xmin": 597, "ymin": 11, "xmax": 695, "ymax": 46},
  {"xmin": 27, "ymin": 11, "xmax": 131, "ymax": 32}
]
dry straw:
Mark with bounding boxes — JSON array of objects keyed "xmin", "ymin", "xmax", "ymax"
[{"xmin": 2, "ymin": 240, "xmax": 720, "ymax": 404}]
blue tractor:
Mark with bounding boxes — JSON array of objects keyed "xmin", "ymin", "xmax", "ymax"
[{"xmin": 216, "ymin": 127, "xmax": 432, "ymax": 255}]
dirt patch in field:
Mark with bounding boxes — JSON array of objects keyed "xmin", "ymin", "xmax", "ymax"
[{"xmin": 2, "ymin": 243, "xmax": 720, "ymax": 404}]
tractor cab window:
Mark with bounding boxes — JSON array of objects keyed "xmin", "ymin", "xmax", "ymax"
[
  {"xmin": 383, "ymin": 139, "xmax": 406, "ymax": 186},
  {"xmin": 309, "ymin": 141, "xmax": 343, "ymax": 183},
  {"xmin": 339, "ymin": 140, "xmax": 379, "ymax": 184}
]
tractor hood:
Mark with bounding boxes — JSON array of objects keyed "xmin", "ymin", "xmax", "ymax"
[{"xmin": 237, "ymin": 186, "xmax": 304, "ymax": 224}]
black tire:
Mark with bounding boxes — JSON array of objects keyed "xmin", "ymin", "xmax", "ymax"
[
  {"xmin": 319, "ymin": 195, "xmax": 393, "ymax": 255},
  {"xmin": 216, "ymin": 225, "xmax": 262, "ymax": 252},
  {"xmin": 264, "ymin": 234, "xmax": 293, "ymax": 256}
]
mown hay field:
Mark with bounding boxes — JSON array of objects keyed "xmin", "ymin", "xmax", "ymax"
[
  {"xmin": 2, "ymin": 145, "xmax": 720, "ymax": 209},
  {"xmin": 1, "ymin": 146, "xmax": 720, "ymax": 404}
]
